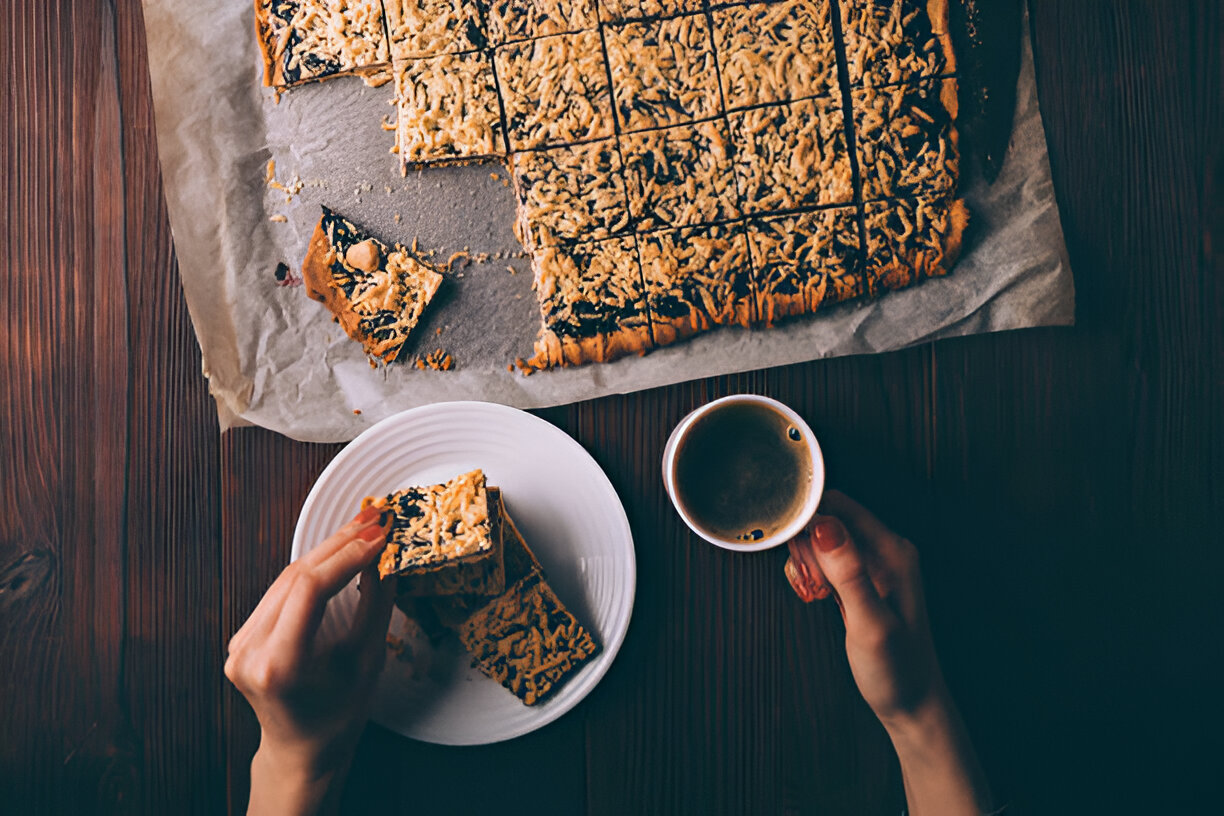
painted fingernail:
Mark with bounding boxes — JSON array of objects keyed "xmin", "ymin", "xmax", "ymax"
[
  {"xmin": 811, "ymin": 518, "xmax": 846, "ymax": 553},
  {"xmin": 357, "ymin": 521, "xmax": 386, "ymax": 541},
  {"xmin": 355, "ymin": 505, "xmax": 382, "ymax": 525}
]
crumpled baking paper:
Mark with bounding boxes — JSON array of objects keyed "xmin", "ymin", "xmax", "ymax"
[{"xmin": 142, "ymin": 0, "xmax": 1072, "ymax": 443}]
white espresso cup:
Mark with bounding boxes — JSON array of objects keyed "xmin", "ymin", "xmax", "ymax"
[{"xmin": 661, "ymin": 394, "xmax": 825, "ymax": 552}]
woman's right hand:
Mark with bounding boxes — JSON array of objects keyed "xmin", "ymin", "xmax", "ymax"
[
  {"xmin": 785, "ymin": 490, "xmax": 945, "ymax": 726},
  {"xmin": 785, "ymin": 491, "xmax": 995, "ymax": 816}
]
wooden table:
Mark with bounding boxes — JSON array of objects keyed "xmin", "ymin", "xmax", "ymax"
[{"xmin": 3, "ymin": 1, "xmax": 1220, "ymax": 813}]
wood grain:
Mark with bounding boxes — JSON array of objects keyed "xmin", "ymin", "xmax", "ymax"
[
  {"xmin": 1, "ymin": 1, "xmax": 1220, "ymax": 814},
  {"xmin": 1, "ymin": 0, "xmax": 223, "ymax": 812}
]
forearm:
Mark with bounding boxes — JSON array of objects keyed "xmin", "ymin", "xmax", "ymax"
[
  {"xmin": 247, "ymin": 743, "xmax": 353, "ymax": 816},
  {"xmin": 886, "ymin": 691, "xmax": 993, "ymax": 816}
]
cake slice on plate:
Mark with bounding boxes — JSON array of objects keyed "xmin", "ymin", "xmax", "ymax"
[
  {"xmin": 377, "ymin": 469, "xmax": 496, "ymax": 578},
  {"xmin": 457, "ymin": 569, "xmax": 601, "ymax": 706}
]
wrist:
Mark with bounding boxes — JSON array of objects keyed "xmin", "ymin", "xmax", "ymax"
[
  {"xmin": 881, "ymin": 690, "xmax": 994, "ymax": 816},
  {"xmin": 248, "ymin": 736, "xmax": 354, "ymax": 816}
]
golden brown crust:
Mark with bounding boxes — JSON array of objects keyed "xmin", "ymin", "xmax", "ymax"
[
  {"xmin": 254, "ymin": 0, "xmax": 276, "ymax": 87},
  {"xmin": 862, "ymin": 195, "xmax": 969, "ymax": 294},
  {"xmin": 747, "ymin": 208, "xmax": 861, "ymax": 326},
  {"xmin": 527, "ymin": 236, "xmax": 654, "ymax": 367},
  {"xmin": 254, "ymin": 1, "xmax": 390, "ymax": 89},
  {"xmin": 640, "ymin": 223, "xmax": 757, "ymax": 346}
]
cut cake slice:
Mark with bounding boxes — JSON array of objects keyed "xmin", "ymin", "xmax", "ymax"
[
  {"xmin": 457, "ymin": 570, "xmax": 601, "ymax": 705},
  {"xmin": 395, "ymin": 486, "xmax": 507, "ymax": 597},
  {"xmin": 302, "ymin": 207, "xmax": 443, "ymax": 363},
  {"xmin": 377, "ymin": 469, "xmax": 495, "ymax": 578},
  {"xmin": 255, "ymin": 0, "xmax": 390, "ymax": 88},
  {"xmin": 434, "ymin": 492, "xmax": 600, "ymax": 705}
]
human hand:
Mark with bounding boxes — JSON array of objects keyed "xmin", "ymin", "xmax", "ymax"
[
  {"xmin": 225, "ymin": 503, "xmax": 396, "ymax": 816},
  {"xmin": 784, "ymin": 491, "xmax": 993, "ymax": 816},
  {"xmin": 784, "ymin": 490, "xmax": 944, "ymax": 727}
]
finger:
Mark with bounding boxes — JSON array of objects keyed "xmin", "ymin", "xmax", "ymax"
[
  {"xmin": 227, "ymin": 566, "xmax": 302, "ymax": 654},
  {"xmin": 784, "ymin": 557, "xmax": 819, "ymax": 603},
  {"xmin": 311, "ymin": 521, "xmax": 390, "ymax": 598},
  {"xmin": 348, "ymin": 562, "xmax": 397, "ymax": 653},
  {"xmin": 806, "ymin": 516, "xmax": 897, "ymax": 634},
  {"xmin": 785, "ymin": 537, "xmax": 830, "ymax": 602},
  {"xmin": 264, "ymin": 526, "xmax": 389, "ymax": 669},
  {"xmin": 300, "ymin": 503, "xmax": 389, "ymax": 568}
]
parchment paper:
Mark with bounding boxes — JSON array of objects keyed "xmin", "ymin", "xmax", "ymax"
[{"xmin": 142, "ymin": 1, "xmax": 1073, "ymax": 443}]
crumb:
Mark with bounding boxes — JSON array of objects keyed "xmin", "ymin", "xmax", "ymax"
[
  {"xmin": 412, "ymin": 348, "xmax": 455, "ymax": 371},
  {"xmin": 435, "ymin": 327, "xmax": 442, "ymax": 335},
  {"xmin": 353, "ymin": 409, "xmax": 362, "ymax": 415},
  {"xmin": 363, "ymin": 68, "xmax": 392, "ymax": 88},
  {"xmin": 394, "ymin": 213, "xmax": 402, "ymax": 223},
  {"xmin": 490, "ymin": 172, "xmax": 500, "ymax": 181},
  {"xmin": 273, "ymin": 261, "xmax": 301, "ymax": 287},
  {"xmin": 507, "ymin": 266, "xmax": 516, "ymax": 275},
  {"xmin": 384, "ymin": 185, "xmax": 393, "ymax": 194},
  {"xmin": 269, "ymin": 214, "xmax": 288, "ymax": 223},
  {"xmin": 502, "ymin": 179, "xmax": 510, "ymax": 188},
  {"xmin": 412, "ymin": 237, "xmax": 418, "ymax": 253},
  {"xmin": 446, "ymin": 250, "xmax": 471, "ymax": 271},
  {"xmin": 264, "ymin": 159, "xmax": 275, "ymax": 183}
]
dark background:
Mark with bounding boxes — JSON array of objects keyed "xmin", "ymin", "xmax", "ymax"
[{"xmin": 2, "ymin": 1, "xmax": 1220, "ymax": 813}]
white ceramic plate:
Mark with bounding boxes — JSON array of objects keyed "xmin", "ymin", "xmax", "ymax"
[{"xmin": 292, "ymin": 401, "xmax": 636, "ymax": 745}]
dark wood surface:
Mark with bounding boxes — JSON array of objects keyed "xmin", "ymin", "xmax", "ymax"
[{"xmin": 2, "ymin": 1, "xmax": 1220, "ymax": 813}]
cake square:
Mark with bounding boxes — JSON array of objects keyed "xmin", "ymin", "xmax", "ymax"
[
  {"xmin": 862, "ymin": 195, "xmax": 969, "ymax": 293},
  {"xmin": 457, "ymin": 571, "xmax": 602, "ymax": 705},
  {"xmin": 746, "ymin": 207, "xmax": 861, "ymax": 324},
  {"xmin": 711, "ymin": 0, "xmax": 840, "ymax": 111},
  {"xmin": 728, "ymin": 97, "xmax": 852, "ymax": 214},
  {"xmin": 599, "ymin": 0, "xmax": 703, "ymax": 24},
  {"xmin": 483, "ymin": 0, "xmax": 599, "ymax": 45},
  {"xmin": 378, "ymin": 469, "xmax": 495, "ymax": 578},
  {"xmin": 840, "ymin": 0, "xmax": 956, "ymax": 88},
  {"xmin": 395, "ymin": 488, "xmax": 506, "ymax": 597},
  {"xmin": 639, "ymin": 222, "xmax": 757, "ymax": 346},
  {"xmin": 620, "ymin": 121, "xmax": 740, "ymax": 230},
  {"xmin": 301, "ymin": 207, "xmax": 443, "ymax": 362},
  {"xmin": 495, "ymin": 31, "xmax": 616, "ymax": 150},
  {"xmin": 604, "ymin": 13, "xmax": 723, "ymax": 132},
  {"xmin": 382, "ymin": 0, "xmax": 487, "ymax": 60},
  {"xmin": 394, "ymin": 52, "xmax": 506, "ymax": 168},
  {"xmin": 255, "ymin": 0, "xmax": 390, "ymax": 88},
  {"xmin": 528, "ymin": 235, "xmax": 654, "ymax": 366},
  {"xmin": 511, "ymin": 139, "xmax": 632, "ymax": 248},
  {"xmin": 431, "ymin": 490, "xmax": 544, "ymax": 627},
  {"xmin": 853, "ymin": 78, "xmax": 959, "ymax": 200}
]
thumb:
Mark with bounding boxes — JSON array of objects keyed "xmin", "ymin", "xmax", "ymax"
[
  {"xmin": 807, "ymin": 516, "xmax": 896, "ymax": 634},
  {"xmin": 349, "ymin": 564, "xmax": 396, "ymax": 660}
]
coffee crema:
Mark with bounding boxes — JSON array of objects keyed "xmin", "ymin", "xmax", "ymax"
[{"xmin": 673, "ymin": 401, "xmax": 813, "ymax": 543}]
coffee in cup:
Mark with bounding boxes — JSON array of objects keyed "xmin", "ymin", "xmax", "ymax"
[{"xmin": 662, "ymin": 395, "xmax": 824, "ymax": 551}]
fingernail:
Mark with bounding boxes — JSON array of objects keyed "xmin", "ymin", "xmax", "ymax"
[
  {"xmin": 813, "ymin": 583, "xmax": 831, "ymax": 600},
  {"xmin": 355, "ymin": 505, "xmax": 382, "ymax": 525},
  {"xmin": 811, "ymin": 518, "xmax": 846, "ymax": 553},
  {"xmin": 357, "ymin": 520, "xmax": 386, "ymax": 541}
]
